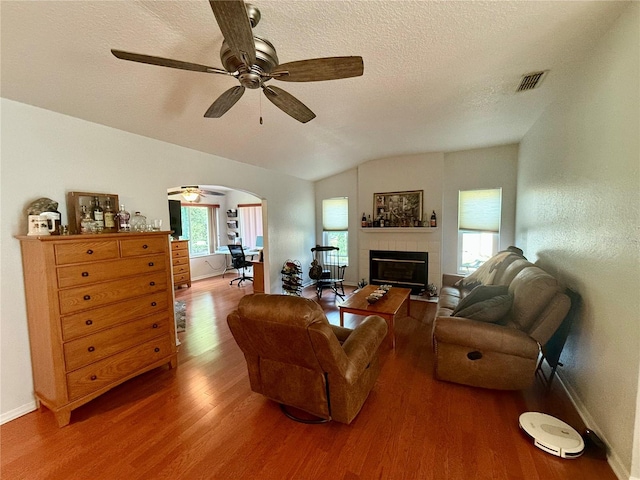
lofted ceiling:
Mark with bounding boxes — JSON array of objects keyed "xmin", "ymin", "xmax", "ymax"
[{"xmin": 1, "ymin": 1, "xmax": 628, "ymax": 181}]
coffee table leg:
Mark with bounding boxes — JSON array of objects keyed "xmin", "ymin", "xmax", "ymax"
[
  {"xmin": 385, "ymin": 315, "xmax": 395, "ymax": 349},
  {"xmin": 340, "ymin": 309, "xmax": 344, "ymax": 327}
]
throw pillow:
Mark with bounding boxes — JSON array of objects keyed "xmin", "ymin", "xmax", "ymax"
[
  {"xmin": 453, "ymin": 294, "xmax": 513, "ymax": 323},
  {"xmin": 452, "ymin": 285, "xmax": 509, "ymax": 315},
  {"xmin": 453, "ymin": 251, "xmax": 517, "ymax": 289}
]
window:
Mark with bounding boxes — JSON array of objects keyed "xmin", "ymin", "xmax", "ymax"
[
  {"xmin": 458, "ymin": 189, "xmax": 502, "ymax": 273},
  {"xmin": 238, "ymin": 204, "xmax": 263, "ymax": 249},
  {"xmin": 322, "ymin": 197, "xmax": 349, "ymax": 265},
  {"xmin": 181, "ymin": 205, "xmax": 219, "ymax": 257}
]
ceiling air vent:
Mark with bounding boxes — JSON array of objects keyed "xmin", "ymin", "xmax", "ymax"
[{"xmin": 516, "ymin": 70, "xmax": 548, "ymax": 92}]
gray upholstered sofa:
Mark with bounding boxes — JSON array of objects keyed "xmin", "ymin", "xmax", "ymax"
[{"xmin": 432, "ymin": 248, "xmax": 571, "ymax": 390}]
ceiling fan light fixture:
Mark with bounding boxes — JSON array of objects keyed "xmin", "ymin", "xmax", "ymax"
[{"xmin": 182, "ymin": 191, "xmax": 199, "ymax": 202}]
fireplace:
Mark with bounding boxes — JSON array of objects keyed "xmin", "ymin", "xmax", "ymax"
[{"xmin": 369, "ymin": 250, "xmax": 428, "ymax": 294}]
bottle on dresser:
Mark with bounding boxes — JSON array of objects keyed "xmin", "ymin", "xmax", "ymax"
[
  {"xmin": 116, "ymin": 205, "xmax": 131, "ymax": 232},
  {"xmin": 80, "ymin": 205, "xmax": 94, "ymax": 234},
  {"xmin": 92, "ymin": 196, "xmax": 104, "ymax": 232},
  {"xmin": 103, "ymin": 197, "xmax": 116, "ymax": 232}
]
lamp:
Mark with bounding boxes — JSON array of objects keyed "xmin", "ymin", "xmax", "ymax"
[{"xmin": 181, "ymin": 190, "xmax": 199, "ymax": 202}]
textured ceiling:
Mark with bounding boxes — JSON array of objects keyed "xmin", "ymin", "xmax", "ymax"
[{"xmin": 1, "ymin": 1, "xmax": 628, "ymax": 181}]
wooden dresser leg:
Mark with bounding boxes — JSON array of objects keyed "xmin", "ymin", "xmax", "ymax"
[
  {"xmin": 54, "ymin": 409, "xmax": 71, "ymax": 427},
  {"xmin": 169, "ymin": 356, "xmax": 178, "ymax": 369}
]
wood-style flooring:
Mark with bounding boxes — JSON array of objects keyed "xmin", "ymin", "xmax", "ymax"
[{"xmin": 1, "ymin": 275, "xmax": 616, "ymax": 479}]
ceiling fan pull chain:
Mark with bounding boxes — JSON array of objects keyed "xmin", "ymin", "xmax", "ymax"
[{"xmin": 260, "ymin": 91, "xmax": 263, "ymax": 125}]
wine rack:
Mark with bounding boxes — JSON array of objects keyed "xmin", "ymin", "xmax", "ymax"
[{"xmin": 281, "ymin": 260, "xmax": 302, "ymax": 296}]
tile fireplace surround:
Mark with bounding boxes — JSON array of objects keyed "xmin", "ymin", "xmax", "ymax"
[{"xmin": 358, "ymin": 228, "xmax": 441, "ymax": 292}]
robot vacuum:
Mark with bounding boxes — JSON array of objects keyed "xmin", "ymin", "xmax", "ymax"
[{"xmin": 519, "ymin": 412, "xmax": 585, "ymax": 458}]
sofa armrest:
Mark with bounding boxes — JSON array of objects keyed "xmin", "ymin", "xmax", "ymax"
[
  {"xmin": 442, "ymin": 273, "xmax": 465, "ymax": 288},
  {"xmin": 341, "ymin": 315, "xmax": 388, "ymax": 381},
  {"xmin": 433, "ymin": 316, "xmax": 540, "ymax": 359}
]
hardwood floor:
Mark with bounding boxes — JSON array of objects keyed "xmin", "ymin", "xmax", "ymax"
[{"xmin": 1, "ymin": 276, "xmax": 616, "ymax": 479}]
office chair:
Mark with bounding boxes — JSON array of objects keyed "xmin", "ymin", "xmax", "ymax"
[{"xmin": 228, "ymin": 245, "xmax": 253, "ymax": 286}]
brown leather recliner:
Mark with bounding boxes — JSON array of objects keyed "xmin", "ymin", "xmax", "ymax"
[{"xmin": 227, "ymin": 294, "xmax": 388, "ymax": 424}]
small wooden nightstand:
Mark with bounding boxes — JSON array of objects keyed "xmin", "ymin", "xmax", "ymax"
[{"xmin": 171, "ymin": 240, "xmax": 191, "ymax": 288}]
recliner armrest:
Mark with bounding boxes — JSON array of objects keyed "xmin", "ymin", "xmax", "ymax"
[
  {"xmin": 433, "ymin": 316, "xmax": 539, "ymax": 359},
  {"xmin": 341, "ymin": 316, "xmax": 388, "ymax": 380},
  {"xmin": 330, "ymin": 324, "xmax": 354, "ymax": 343}
]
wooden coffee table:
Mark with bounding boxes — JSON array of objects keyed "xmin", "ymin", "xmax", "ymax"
[{"xmin": 339, "ymin": 285, "xmax": 411, "ymax": 349}]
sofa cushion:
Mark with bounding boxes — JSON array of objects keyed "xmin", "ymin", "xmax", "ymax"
[
  {"xmin": 508, "ymin": 267, "xmax": 563, "ymax": 332},
  {"xmin": 454, "ymin": 251, "xmax": 523, "ymax": 289},
  {"xmin": 453, "ymin": 293, "xmax": 513, "ymax": 323},
  {"xmin": 452, "ymin": 285, "xmax": 509, "ymax": 315}
]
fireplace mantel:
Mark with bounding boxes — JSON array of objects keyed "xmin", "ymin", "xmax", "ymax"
[{"xmin": 360, "ymin": 227, "xmax": 439, "ymax": 233}]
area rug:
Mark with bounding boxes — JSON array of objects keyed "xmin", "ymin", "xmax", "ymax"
[{"xmin": 175, "ymin": 301, "xmax": 186, "ymax": 332}]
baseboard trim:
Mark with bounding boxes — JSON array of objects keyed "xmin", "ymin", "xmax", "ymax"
[
  {"xmin": 0, "ymin": 401, "xmax": 37, "ymax": 425},
  {"xmin": 555, "ymin": 372, "xmax": 629, "ymax": 480}
]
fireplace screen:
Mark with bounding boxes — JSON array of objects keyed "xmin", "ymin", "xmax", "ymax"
[{"xmin": 370, "ymin": 250, "xmax": 428, "ymax": 294}]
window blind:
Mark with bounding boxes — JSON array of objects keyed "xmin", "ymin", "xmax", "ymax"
[
  {"xmin": 322, "ymin": 197, "xmax": 348, "ymax": 231},
  {"xmin": 458, "ymin": 189, "xmax": 502, "ymax": 233}
]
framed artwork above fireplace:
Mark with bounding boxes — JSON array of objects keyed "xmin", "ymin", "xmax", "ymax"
[{"xmin": 374, "ymin": 190, "xmax": 423, "ymax": 226}]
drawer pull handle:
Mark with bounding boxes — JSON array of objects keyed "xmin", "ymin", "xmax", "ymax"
[
  {"xmin": 142, "ymin": 244, "xmax": 149, "ymax": 249},
  {"xmin": 88, "ymin": 346, "xmax": 95, "ymax": 352},
  {"xmin": 152, "ymin": 323, "xmax": 159, "ymax": 328},
  {"xmin": 82, "ymin": 271, "xmax": 89, "ymax": 277},
  {"xmin": 148, "ymin": 262, "xmax": 154, "ymax": 267},
  {"xmin": 85, "ymin": 320, "xmax": 93, "ymax": 325},
  {"xmin": 87, "ymin": 249, "xmax": 94, "ymax": 255},
  {"xmin": 90, "ymin": 375, "xmax": 97, "ymax": 381},
  {"xmin": 151, "ymin": 302, "xmax": 157, "ymax": 306},
  {"xmin": 83, "ymin": 295, "xmax": 91, "ymax": 301},
  {"xmin": 150, "ymin": 281, "xmax": 155, "ymax": 286},
  {"xmin": 154, "ymin": 347, "xmax": 160, "ymax": 353}
]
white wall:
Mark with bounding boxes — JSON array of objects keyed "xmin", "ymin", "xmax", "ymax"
[
  {"xmin": 0, "ymin": 98, "xmax": 315, "ymax": 422},
  {"xmin": 516, "ymin": 4, "xmax": 639, "ymax": 479},
  {"xmin": 442, "ymin": 144, "xmax": 519, "ymax": 274},
  {"xmin": 316, "ymin": 148, "xmax": 519, "ymax": 291},
  {"xmin": 357, "ymin": 153, "xmax": 444, "ymax": 288}
]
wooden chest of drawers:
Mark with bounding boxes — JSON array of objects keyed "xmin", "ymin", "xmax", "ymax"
[
  {"xmin": 170, "ymin": 240, "xmax": 191, "ymax": 288},
  {"xmin": 18, "ymin": 232, "xmax": 178, "ymax": 427}
]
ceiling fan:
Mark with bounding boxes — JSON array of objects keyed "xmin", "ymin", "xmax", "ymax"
[
  {"xmin": 111, "ymin": 0, "xmax": 364, "ymax": 123},
  {"xmin": 168, "ymin": 186, "xmax": 224, "ymax": 202}
]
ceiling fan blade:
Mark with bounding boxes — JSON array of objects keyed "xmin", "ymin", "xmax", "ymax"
[
  {"xmin": 111, "ymin": 49, "xmax": 231, "ymax": 75},
  {"xmin": 204, "ymin": 86, "xmax": 245, "ymax": 118},
  {"xmin": 262, "ymin": 86, "xmax": 316, "ymax": 124},
  {"xmin": 272, "ymin": 56, "xmax": 364, "ymax": 82},
  {"xmin": 209, "ymin": 0, "xmax": 256, "ymax": 68},
  {"xmin": 199, "ymin": 190, "xmax": 225, "ymax": 196}
]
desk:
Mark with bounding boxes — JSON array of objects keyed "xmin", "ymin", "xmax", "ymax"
[
  {"xmin": 252, "ymin": 261, "xmax": 264, "ymax": 293},
  {"xmin": 216, "ymin": 247, "xmax": 261, "ymax": 277},
  {"xmin": 339, "ymin": 286, "xmax": 411, "ymax": 349}
]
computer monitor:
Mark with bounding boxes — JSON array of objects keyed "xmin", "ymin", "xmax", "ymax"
[{"xmin": 255, "ymin": 235, "xmax": 263, "ymax": 248}]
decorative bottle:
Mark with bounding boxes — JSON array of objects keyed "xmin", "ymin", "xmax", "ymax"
[
  {"xmin": 92, "ymin": 196, "xmax": 104, "ymax": 232},
  {"xmin": 116, "ymin": 205, "xmax": 131, "ymax": 232},
  {"xmin": 130, "ymin": 211, "xmax": 147, "ymax": 232},
  {"xmin": 430, "ymin": 210, "xmax": 437, "ymax": 227},
  {"xmin": 80, "ymin": 205, "xmax": 93, "ymax": 234},
  {"xmin": 103, "ymin": 197, "xmax": 115, "ymax": 231},
  {"xmin": 361, "ymin": 212, "xmax": 367, "ymax": 228}
]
